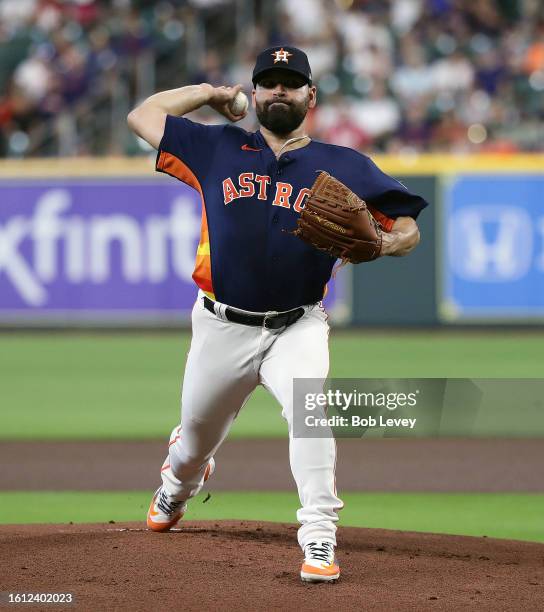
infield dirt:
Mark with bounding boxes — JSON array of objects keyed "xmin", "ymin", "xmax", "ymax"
[
  {"xmin": 1, "ymin": 438, "xmax": 543, "ymax": 491},
  {"xmin": 1, "ymin": 521, "xmax": 543, "ymax": 611},
  {"xmin": 1, "ymin": 438, "xmax": 543, "ymax": 610}
]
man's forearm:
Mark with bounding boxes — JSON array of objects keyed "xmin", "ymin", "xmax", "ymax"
[
  {"xmin": 380, "ymin": 216, "xmax": 420, "ymax": 257},
  {"xmin": 127, "ymin": 82, "xmax": 243, "ymax": 150},
  {"xmin": 127, "ymin": 84, "xmax": 212, "ymax": 149},
  {"xmin": 138, "ymin": 83, "xmax": 212, "ymax": 117}
]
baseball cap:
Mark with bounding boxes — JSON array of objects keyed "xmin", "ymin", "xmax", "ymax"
[{"xmin": 252, "ymin": 46, "xmax": 312, "ymax": 87}]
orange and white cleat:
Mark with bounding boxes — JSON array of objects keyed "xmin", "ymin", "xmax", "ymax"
[
  {"xmin": 147, "ymin": 425, "xmax": 215, "ymax": 532},
  {"xmin": 300, "ymin": 541, "xmax": 340, "ymax": 583},
  {"xmin": 146, "ymin": 486, "xmax": 188, "ymax": 532},
  {"xmin": 147, "ymin": 456, "xmax": 215, "ymax": 532}
]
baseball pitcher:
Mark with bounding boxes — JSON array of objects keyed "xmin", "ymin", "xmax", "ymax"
[{"xmin": 127, "ymin": 46, "xmax": 428, "ymax": 583}]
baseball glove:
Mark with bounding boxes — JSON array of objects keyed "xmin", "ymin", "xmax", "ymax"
[{"xmin": 292, "ymin": 171, "xmax": 383, "ymax": 263}]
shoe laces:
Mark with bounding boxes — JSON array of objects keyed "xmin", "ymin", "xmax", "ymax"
[
  {"xmin": 156, "ymin": 488, "xmax": 184, "ymax": 516},
  {"xmin": 305, "ymin": 541, "xmax": 334, "ymax": 564}
]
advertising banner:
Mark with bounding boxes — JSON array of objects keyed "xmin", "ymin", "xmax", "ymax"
[
  {"xmin": 441, "ymin": 174, "xmax": 544, "ymax": 321},
  {"xmin": 0, "ymin": 179, "xmax": 348, "ymax": 324}
]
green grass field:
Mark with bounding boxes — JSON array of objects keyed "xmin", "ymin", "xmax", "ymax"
[
  {"xmin": 1, "ymin": 331, "xmax": 543, "ymax": 439},
  {"xmin": 1, "ymin": 491, "xmax": 542, "ymax": 543},
  {"xmin": 1, "ymin": 332, "xmax": 543, "ymax": 542}
]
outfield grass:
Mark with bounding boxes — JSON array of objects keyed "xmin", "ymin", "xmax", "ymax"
[
  {"xmin": 0, "ymin": 491, "xmax": 543, "ymax": 544},
  {"xmin": 1, "ymin": 332, "xmax": 543, "ymax": 439}
]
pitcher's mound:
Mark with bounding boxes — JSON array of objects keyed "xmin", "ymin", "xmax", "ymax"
[{"xmin": 1, "ymin": 521, "xmax": 542, "ymax": 610}]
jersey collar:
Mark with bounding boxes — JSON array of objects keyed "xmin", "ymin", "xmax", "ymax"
[{"xmin": 255, "ymin": 129, "xmax": 313, "ymax": 159}]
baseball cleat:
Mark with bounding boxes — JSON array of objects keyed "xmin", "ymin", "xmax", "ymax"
[
  {"xmin": 147, "ymin": 486, "xmax": 188, "ymax": 532},
  {"xmin": 147, "ymin": 457, "xmax": 215, "ymax": 532},
  {"xmin": 300, "ymin": 541, "xmax": 340, "ymax": 583}
]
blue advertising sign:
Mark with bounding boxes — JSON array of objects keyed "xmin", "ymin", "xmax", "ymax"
[
  {"xmin": 441, "ymin": 174, "xmax": 544, "ymax": 321},
  {"xmin": 0, "ymin": 179, "xmax": 347, "ymax": 324}
]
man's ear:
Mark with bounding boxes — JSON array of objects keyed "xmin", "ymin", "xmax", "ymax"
[
  {"xmin": 251, "ymin": 89, "xmax": 256, "ymax": 108},
  {"xmin": 308, "ymin": 85, "xmax": 317, "ymax": 109}
]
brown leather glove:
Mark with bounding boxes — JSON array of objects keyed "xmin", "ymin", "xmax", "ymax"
[{"xmin": 292, "ymin": 171, "xmax": 383, "ymax": 263}]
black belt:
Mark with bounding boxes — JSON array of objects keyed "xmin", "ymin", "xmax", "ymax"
[{"xmin": 203, "ymin": 296, "xmax": 305, "ymax": 330}]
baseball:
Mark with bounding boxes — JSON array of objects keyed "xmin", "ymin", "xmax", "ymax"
[{"xmin": 230, "ymin": 91, "xmax": 248, "ymax": 116}]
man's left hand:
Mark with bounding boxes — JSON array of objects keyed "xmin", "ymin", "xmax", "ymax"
[{"xmin": 379, "ymin": 217, "xmax": 420, "ymax": 257}]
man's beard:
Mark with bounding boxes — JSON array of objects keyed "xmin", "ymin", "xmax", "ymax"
[{"xmin": 256, "ymin": 98, "xmax": 308, "ymax": 135}]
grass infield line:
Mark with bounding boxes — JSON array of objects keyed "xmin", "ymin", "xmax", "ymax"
[{"xmin": 0, "ymin": 491, "xmax": 543, "ymax": 544}]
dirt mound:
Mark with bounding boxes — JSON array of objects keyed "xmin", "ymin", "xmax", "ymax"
[{"xmin": 1, "ymin": 521, "xmax": 542, "ymax": 611}]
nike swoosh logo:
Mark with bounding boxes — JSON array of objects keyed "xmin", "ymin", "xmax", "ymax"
[{"xmin": 241, "ymin": 144, "xmax": 262, "ymax": 151}]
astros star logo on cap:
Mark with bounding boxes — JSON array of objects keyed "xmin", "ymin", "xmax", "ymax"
[{"xmin": 272, "ymin": 48, "xmax": 292, "ymax": 64}]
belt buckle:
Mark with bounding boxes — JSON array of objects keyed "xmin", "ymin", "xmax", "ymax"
[{"xmin": 263, "ymin": 311, "xmax": 279, "ymax": 329}]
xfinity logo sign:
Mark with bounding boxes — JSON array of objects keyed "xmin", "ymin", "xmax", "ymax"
[{"xmin": 0, "ymin": 183, "xmax": 202, "ymax": 310}]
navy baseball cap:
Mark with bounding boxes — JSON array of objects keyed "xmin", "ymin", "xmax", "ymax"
[{"xmin": 252, "ymin": 46, "xmax": 312, "ymax": 86}]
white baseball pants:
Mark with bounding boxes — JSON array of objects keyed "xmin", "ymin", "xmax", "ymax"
[{"xmin": 160, "ymin": 290, "xmax": 344, "ymax": 549}]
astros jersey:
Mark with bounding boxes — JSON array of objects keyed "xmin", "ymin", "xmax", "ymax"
[{"xmin": 156, "ymin": 115, "xmax": 428, "ymax": 312}]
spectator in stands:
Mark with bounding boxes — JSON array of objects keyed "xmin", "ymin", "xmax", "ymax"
[
  {"xmin": 0, "ymin": 0, "xmax": 542, "ymax": 156},
  {"xmin": 396, "ymin": 102, "xmax": 434, "ymax": 151}
]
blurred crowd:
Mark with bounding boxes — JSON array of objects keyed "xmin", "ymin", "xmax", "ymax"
[{"xmin": 0, "ymin": 0, "xmax": 543, "ymax": 157}]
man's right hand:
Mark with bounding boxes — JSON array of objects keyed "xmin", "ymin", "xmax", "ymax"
[{"xmin": 202, "ymin": 83, "xmax": 248, "ymax": 122}]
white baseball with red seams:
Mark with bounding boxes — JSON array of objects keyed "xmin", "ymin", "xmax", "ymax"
[
  {"xmin": 159, "ymin": 290, "xmax": 344, "ymax": 548},
  {"xmin": 230, "ymin": 91, "xmax": 248, "ymax": 116}
]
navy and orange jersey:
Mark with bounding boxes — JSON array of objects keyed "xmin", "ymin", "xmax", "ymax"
[{"xmin": 156, "ymin": 115, "xmax": 428, "ymax": 312}]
